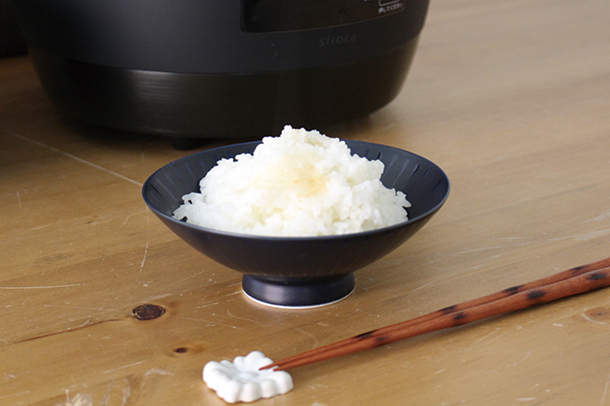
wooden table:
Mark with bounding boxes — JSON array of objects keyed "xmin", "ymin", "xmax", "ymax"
[{"xmin": 2, "ymin": 1, "xmax": 610, "ymax": 405}]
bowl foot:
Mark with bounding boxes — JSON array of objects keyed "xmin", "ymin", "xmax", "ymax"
[{"xmin": 242, "ymin": 274, "xmax": 355, "ymax": 309}]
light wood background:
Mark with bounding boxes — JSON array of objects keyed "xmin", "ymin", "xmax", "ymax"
[{"xmin": 2, "ymin": 0, "xmax": 610, "ymax": 405}]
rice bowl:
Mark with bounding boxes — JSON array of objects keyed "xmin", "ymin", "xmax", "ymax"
[{"xmin": 143, "ymin": 135, "xmax": 449, "ymax": 307}]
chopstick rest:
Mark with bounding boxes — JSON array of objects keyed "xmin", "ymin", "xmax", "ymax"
[
  {"xmin": 204, "ymin": 351, "xmax": 293, "ymax": 403},
  {"xmin": 262, "ymin": 257, "xmax": 610, "ymax": 371}
]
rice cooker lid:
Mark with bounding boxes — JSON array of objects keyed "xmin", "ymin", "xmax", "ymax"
[{"xmin": 15, "ymin": 0, "xmax": 429, "ymax": 74}]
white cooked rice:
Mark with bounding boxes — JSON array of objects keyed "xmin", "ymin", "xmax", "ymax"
[{"xmin": 173, "ymin": 126, "xmax": 410, "ymax": 237}]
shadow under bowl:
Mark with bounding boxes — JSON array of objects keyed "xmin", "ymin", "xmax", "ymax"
[{"xmin": 142, "ymin": 140, "xmax": 449, "ymax": 308}]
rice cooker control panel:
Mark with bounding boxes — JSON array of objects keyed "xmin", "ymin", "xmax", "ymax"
[{"xmin": 242, "ymin": 0, "xmax": 407, "ymax": 32}]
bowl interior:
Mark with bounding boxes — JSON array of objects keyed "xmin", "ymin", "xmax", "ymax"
[
  {"xmin": 143, "ymin": 140, "xmax": 449, "ymax": 307},
  {"xmin": 145, "ymin": 140, "xmax": 448, "ymax": 221}
]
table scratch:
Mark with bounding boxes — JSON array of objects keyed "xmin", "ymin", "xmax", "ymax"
[
  {"xmin": 0, "ymin": 391, "xmax": 31, "ymax": 400},
  {"xmin": 122, "ymin": 210, "xmax": 148, "ymax": 226},
  {"xmin": 176, "ymin": 316, "xmax": 239, "ymax": 329},
  {"xmin": 60, "ymin": 391, "xmax": 91, "ymax": 406},
  {"xmin": 294, "ymin": 327, "xmax": 320, "ymax": 349},
  {"xmin": 42, "ymin": 303, "xmax": 119, "ymax": 312},
  {"xmin": 226, "ymin": 309, "xmax": 263, "ymax": 326},
  {"xmin": 602, "ymin": 373, "xmax": 610, "ymax": 406},
  {"xmin": 103, "ymin": 360, "xmax": 146, "ymax": 374},
  {"xmin": 5, "ymin": 130, "xmax": 142, "ymax": 186},
  {"xmin": 0, "ymin": 283, "xmax": 81, "ymax": 290},
  {"xmin": 136, "ymin": 211, "xmax": 150, "ymax": 283}
]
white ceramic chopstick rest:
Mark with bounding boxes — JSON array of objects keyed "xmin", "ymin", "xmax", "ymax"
[{"xmin": 203, "ymin": 351, "xmax": 293, "ymax": 403}]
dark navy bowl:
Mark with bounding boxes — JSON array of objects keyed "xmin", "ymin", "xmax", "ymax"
[{"xmin": 143, "ymin": 140, "xmax": 449, "ymax": 308}]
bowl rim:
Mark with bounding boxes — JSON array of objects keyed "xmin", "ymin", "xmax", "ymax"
[{"xmin": 142, "ymin": 139, "xmax": 450, "ymax": 241}]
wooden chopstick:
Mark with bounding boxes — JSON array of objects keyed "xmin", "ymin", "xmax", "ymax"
[{"xmin": 262, "ymin": 257, "xmax": 610, "ymax": 371}]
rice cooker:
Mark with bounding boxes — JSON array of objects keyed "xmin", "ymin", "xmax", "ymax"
[{"xmin": 14, "ymin": 0, "xmax": 430, "ymax": 145}]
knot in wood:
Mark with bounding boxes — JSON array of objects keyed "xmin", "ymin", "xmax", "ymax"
[{"xmin": 132, "ymin": 304, "xmax": 165, "ymax": 320}]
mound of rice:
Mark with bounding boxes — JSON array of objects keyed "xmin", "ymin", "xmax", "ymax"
[{"xmin": 173, "ymin": 126, "xmax": 410, "ymax": 237}]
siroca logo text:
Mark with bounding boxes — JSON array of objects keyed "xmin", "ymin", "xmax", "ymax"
[{"xmin": 319, "ymin": 33, "xmax": 357, "ymax": 47}]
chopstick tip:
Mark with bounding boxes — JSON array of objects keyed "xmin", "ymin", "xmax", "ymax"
[{"xmin": 259, "ymin": 363, "xmax": 280, "ymax": 371}]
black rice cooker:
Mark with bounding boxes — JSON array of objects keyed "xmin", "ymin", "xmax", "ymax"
[{"xmin": 14, "ymin": 0, "xmax": 429, "ymax": 144}]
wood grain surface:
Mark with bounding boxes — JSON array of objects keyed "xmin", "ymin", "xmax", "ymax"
[{"xmin": 2, "ymin": 1, "xmax": 610, "ymax": 405}]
